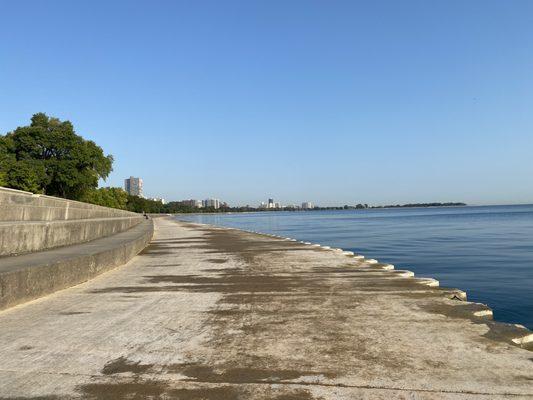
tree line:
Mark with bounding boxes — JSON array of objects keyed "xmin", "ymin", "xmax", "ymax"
[{"xmin": 81, "ymin": 187, "xmax": 231, "ymax": 214}]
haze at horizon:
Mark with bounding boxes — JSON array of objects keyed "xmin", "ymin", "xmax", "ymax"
[{"xmin": 1, "ymin": 0, "xmax": 532, "ymax": 206}]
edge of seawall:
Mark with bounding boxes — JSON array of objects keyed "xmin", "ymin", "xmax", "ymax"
[
  {"xmin": 0, "ymin": 219, "xmax": 154, "ymax": 311},
  {"xmin": 172, "ymin": 216, "xmax": 533, "ymax": 351}
]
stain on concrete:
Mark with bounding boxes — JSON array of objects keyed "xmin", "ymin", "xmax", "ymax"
[
  {"xmin": 168, "ymin": 363, "xmax": 335, "ymax": 383},
  {"xmin": 18, "ymin": 345, "xmax": 33, "ymax": 351},
  {"xmin": 139, "ymin": 250, "xmax": 176, "ymax": 256},
  {"xmin": 158, "ymin": 245, "xmax": 213, "ymax": 251},
  {"xmin": 78, "ymin": 380, "xmax": 166, "ymax": 400},
  {"xmin": 483, "ymin": 322, "xmax": 533, "ymax": 351},
  {"xmin": 0, "ymin": 396, "xmax": 59, "ymax": 400},
  {"xmin": 102, "ymin": 357, "xmax": 152, "ymax": 375},
  {"xmin": 108, "ymin": 271, "xmax": 443, "ymax": 294},
  {"xmin": 59, "ymin": 311, "xmax": 90, "ymax": 315},
  {"xmin": 141, "ymin": 273, "xmax": 324, "ymax": 293},
  {"xmin": 138, "ymin": 242, "xmax": 212, "ymax": 256},
  {"xmin": 144, "ymin": 263, "xmax": 182, "ymax": 268},
  {"xmin": 421, "ymin": 302, "xmax": 491, "ymax": 321},
  {"xmin": 152, "ymin": 236, "xmax": 206, "ymax": 242},
  {"xmin": 206, "ymin": 258, "xmax": 228, "ymax": 264},
  {"xmin": 183, "ymin": 226, "xmax": 433, "ymax": 377},
  {"xmin": 273, "ymin": 390, "xmax": 321, "ymax": 400},
  {"xmin": 152, "ymin": 239, "xmax": 206, "ymax": 245},
  {"xmin": 168, "ymin": 386, "xmax": 239, "ymax": 400},
  {"xmin": 77, "ymin": 378, "xmax": 317, "ymax": 400}
]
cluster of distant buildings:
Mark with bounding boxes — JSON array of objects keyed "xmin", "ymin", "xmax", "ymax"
[
  {"xmin": 259, "ymin": 198, "xmax": 281, "ymax": 209},
  {"xmin": 124, "ymin": 177, "xmax": 314, "ymax": 211},
  {"xmin": 179, "ymin": 198, "xmax": 226, "ymax": 209},
  {"xmin": 124, "ymin": 177, "xmax": 224, "ymax": 209},
  {"xmin": 259, "ymin": 198, "xmax": 313, "ymax": 210},
  {"xmin": 121, "ymin": 179, "xmax": 460, "ymax": 211}
]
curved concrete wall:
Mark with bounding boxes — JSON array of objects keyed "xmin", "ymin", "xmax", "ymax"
[
  {"xmin": 0, "ymin": 219, "xmax": 153, "ymax": 311},
  {"xmin": 0, "ymin": 187, "xmax": 137, "ymax": 221},
  {"xmin": 0, "ymin": 187, "xmax": 154, "ymax": 310},
  {"xmin": 0, "ymin": 187, "xmax": 143, "ymax": 256},
  {"xmin": 0, "ymin": 217, "xmax": 142, "ymax": 257}
]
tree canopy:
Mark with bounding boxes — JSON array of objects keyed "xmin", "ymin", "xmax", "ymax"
[
  {"xmin": 0, "ymin": 113, "xmax": 113, "ymax": 199},
  {"xmin": 81, "ymin": 187, "xmax": 129, "ymax": 210}
]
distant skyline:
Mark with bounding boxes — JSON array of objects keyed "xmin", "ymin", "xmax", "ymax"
[{"xmin": 1, "ymin": 1, "xmax": 533, "ymax": 206}]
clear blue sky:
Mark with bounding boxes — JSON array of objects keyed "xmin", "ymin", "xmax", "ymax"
[{"xmin": 1, "ymin": 1, "xmax": 532, "ymax": 206}]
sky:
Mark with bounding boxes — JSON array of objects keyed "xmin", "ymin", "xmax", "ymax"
[{"xmin": 1, "ymin": 0, "xmax": 532, "ymax": 206}]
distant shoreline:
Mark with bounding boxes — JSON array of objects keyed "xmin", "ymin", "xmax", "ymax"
[
  {"xmin": 171, "ymin": 203, "xmax": 473, "ymax": 216},
  {"xmin": 170, "ymin": 203, "xmax": 533, "ymax": 217},
  {"xmin": 368, "ymin": 202, "xmax": 466, "ymax": 209},
  {"xmin": 170, "ymin": 202, "xmax": 468, "ymax": 216}
]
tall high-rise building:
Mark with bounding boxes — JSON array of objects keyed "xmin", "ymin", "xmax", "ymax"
[
  {"xmin": 124, "ymin": 176, "xmax": 143, "ymax": 197},
  {"xmin": 302, "ymin": 202, "xmax": 313, "ymax": 209},
  {"xmin": 204, "ymin": 199, "xmax": 221, "ymax": 209}
]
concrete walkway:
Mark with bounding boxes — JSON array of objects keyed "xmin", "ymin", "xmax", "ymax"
[{"xmin": 0, "ymin": 217, "xmax": 531, "ymax": 399}]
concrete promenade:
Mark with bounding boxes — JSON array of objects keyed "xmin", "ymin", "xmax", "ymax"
[{"xmin": 0, "ymin": 217, "xmax": 532, "ymax": 399}]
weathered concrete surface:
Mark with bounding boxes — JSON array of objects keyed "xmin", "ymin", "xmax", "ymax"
[
  {"xmin": 0, "ymin": 220, "xmax": 153, "ymax": 311},
  {"xmin": 0, "ymin": 217, "xmax": 531, "ymax": 399},
  {"xmin": 0, "ymin": 216, "xmax": 143, "ymax": 256},
  {"xmin": 0, "ymin": 186, "xmax": 143, "ymax": 257},
  {"xmin": 0, "ymin": 203, "xmax": 137, "ymax": 222},
  {"xmin": 0, "ymin": 186, "xmax": 138, "ymax": 220}
]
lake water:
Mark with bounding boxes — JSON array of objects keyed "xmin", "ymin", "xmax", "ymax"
[{"xmin": 177, "ymin": 205, "xmax": 533, "ymax": 330}]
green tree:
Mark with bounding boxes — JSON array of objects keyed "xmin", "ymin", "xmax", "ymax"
[
  {"xmin": 126, "ymin": 195, "xmax": 165, "ymax": 213},
  {"xmin": 4, "ymin": 159, "xmax": 47, "ymax": 193},
  {"xmin": 0, "ymin": 140, "xmax": 12, "ymax": 187},
  {"xmin": 0, "ymin": 113, "xmax": 113, "ymax": 199},
  {"xmin": 81, "ymin": 187, "xmax": 129, "ymax": 209}
]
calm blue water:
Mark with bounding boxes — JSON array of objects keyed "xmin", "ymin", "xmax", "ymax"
[{"xmin": 177, "ymin": 205, "xmax": 533, "ymax": 330}]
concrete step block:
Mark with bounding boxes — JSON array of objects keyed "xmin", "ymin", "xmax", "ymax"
[
  {"xmin": 0, "ymin": 186, "xmax": 137, "ymax": 217},
  {"xmin": 0, "ymin": 204, "xmax": 132, "ymax": 221},
  {"xmin": 0, "ymin": 216, "xmax": 143, "ymax": 256},
  {"xmin": 0, "ymin": 219, "xmax": 153, "ymax": 311}
]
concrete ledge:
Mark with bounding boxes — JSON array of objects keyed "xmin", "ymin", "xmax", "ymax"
[
  {"xmin": 0, "ymin": 216, "xmax": 143, "ymax": 256},
  {"xmin": 0, "ymin": 204, "xmax": 136, "ymax": 222},
  {"xmin": 0, "ymin": 219, "xmax": 153, "ymax": 311},
  {"xmin": 0, "ymin": 186, "xmax": 137, "ymax": 217}
]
